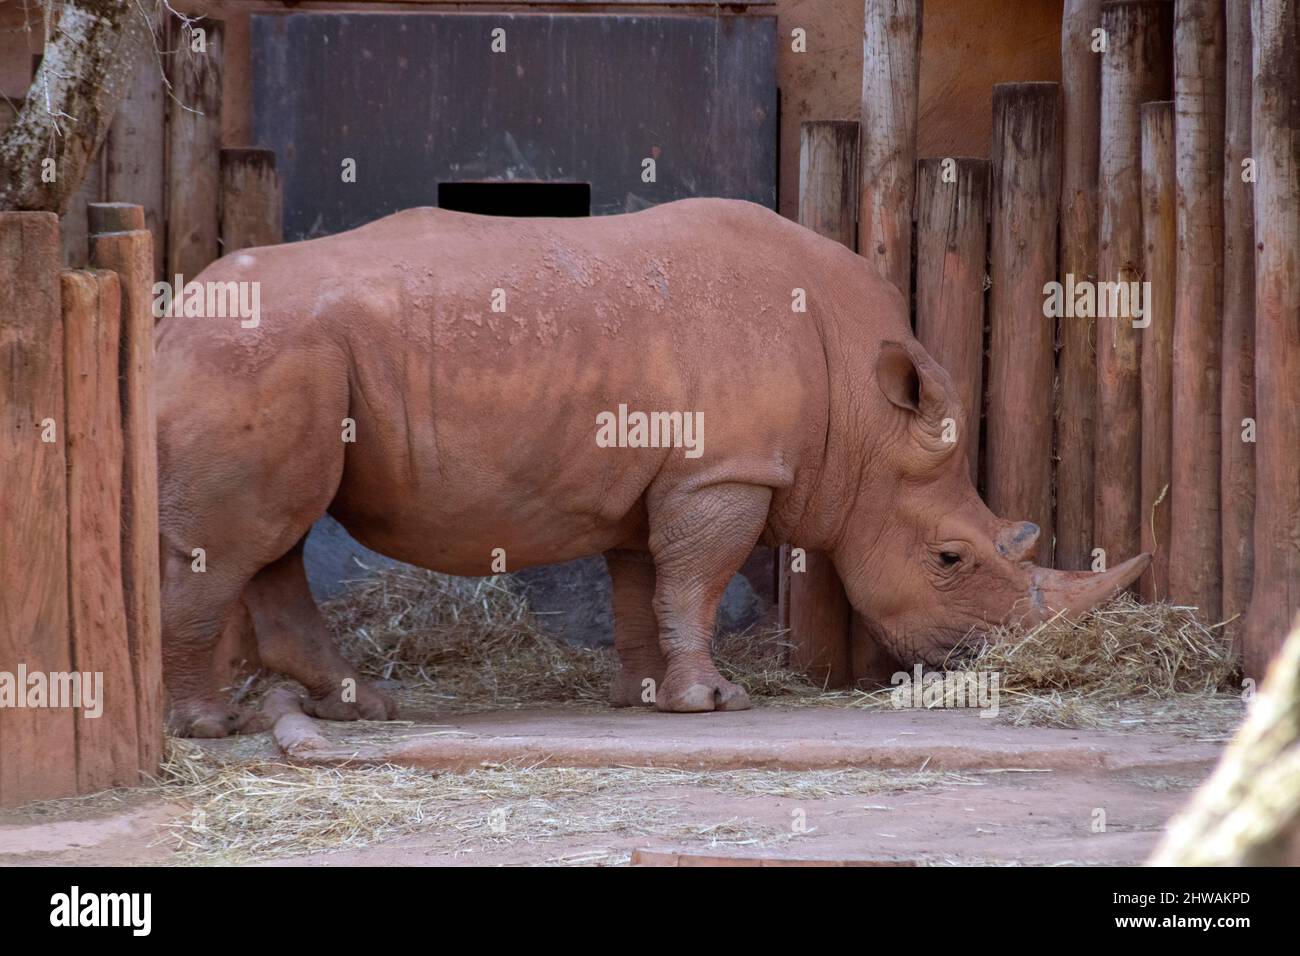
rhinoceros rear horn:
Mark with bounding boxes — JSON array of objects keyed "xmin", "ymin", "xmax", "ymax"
[{"xmin": 876, "ymin": 339, "xmax": 960, "ymax": 456}]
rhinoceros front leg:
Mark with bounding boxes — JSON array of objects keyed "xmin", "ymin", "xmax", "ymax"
[
  {"xmin": 606, "ymin": 549, "xmax": 666, "ymax": 707},
  {"xmin": 244, "ymin": 542, "xmax": 397, "ymax": 723},
  {"xmin": 648, "ymin": 482, "xmax": 770, "ymax": 712}
]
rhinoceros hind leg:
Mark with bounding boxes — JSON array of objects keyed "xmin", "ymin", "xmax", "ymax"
[
  {"xmin": 158, "ymin": 345, "xmax": 351, "ymax": 737},
  {"xmin": 606, "ymin": 549, "xmax": 666, "ymax": 707},
  {"xmin": 162, "ymin": 547, "xmax": 262, "ymax": 738},
  {"xmin": 647, "ymin": 482, "xmax": 771, "ymax": 713},
  {"xmin": 245, "ymin": 541, "xmax": 397, "ymax": 723}
]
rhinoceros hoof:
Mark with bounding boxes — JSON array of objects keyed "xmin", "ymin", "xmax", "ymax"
[
  {"xmin": 167, "ymin": 698, "xmax": 249, "ymax": 738},
  {"xmin": 301, "ymin": 682, "xmax": 398, "ymax": 722},
  {"xmin": 656, "ymin": 674, "xmax": 751, "ymax": 713}
]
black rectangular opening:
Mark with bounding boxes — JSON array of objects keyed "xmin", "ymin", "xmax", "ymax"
[{"xmin": 437, "ymin": 181, "xmax": 591, "ymax": 218}]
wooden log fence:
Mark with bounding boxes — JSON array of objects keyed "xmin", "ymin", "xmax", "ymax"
[{"xmin": 0, "ymin": 207, "xmax": 162, "ymax": 807}]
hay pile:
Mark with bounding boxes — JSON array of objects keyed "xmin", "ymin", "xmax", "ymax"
[
  {"xmin": 926, "ymin": 593, "xmax": 1242, "ymax": 733},
  {"xmin": 321, "ymin": 569, "xmax": 614, "ymax": 710},
  {"xmin": 319, "ymin": 567, "xmax": 817, "ymax": 710},
  {"xmin": 316, "ymin": 566, "xmax": 1240, "ymax": 733}
]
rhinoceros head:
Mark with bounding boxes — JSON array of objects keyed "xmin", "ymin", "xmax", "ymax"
[{"xmin": 829, "ymin": 338, "xmax": 1150, "ymax": 667}]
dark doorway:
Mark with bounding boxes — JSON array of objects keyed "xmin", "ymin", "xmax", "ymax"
[{"xmin": 438, "ymin": 181, "xmax": 591, "ymax": 218}]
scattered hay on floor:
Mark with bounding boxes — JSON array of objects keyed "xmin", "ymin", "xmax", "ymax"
[
  {"xmin": 713, "ymin": 625, "xmax": 820, "ymax": 698},
  {"xmin": 316, "ymin": 567, "xmax": 1242, "ymax": 733},
  {"xmin": 156, "ymin": 739, "xmax": 971, "ymax": 865},
  {"xmin": 319, "ymin": 566, "xmax": 817, "ymax": 710},
  {"xmin": 321, "ymin": 568, "xmax": 614, "ymax": 710}
]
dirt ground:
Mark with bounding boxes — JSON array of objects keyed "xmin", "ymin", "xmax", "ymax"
[{"xmin": 0, "ymin": 700, "xmax": 1237, "ymax": 867}]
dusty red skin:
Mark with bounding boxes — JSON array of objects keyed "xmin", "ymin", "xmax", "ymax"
[{"xmin": 154, "ymin": 198, "xmax": 1148, "ymax": 737}]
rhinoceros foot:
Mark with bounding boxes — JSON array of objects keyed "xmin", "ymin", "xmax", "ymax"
[
  {"xmin": 656, "ymin": 667, "xmax": 751, "ymax": 713},
  {"xmin": 166, "ymin": 696, "xmax": 252, "ymax": 739},
  {"xmin": 300, "ymin": 682, "xmax": 398, "ymax": 722}
]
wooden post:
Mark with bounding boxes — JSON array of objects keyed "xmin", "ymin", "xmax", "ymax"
[
  {"xmin": 89, "ymin": 224, "xmax": 164, "ymax": 775},
  {"xmin": 0, "ymin": 212, "xmax": 76, "ymax": 807},
  {"xmin": 62, "ymin": 269, "xmax": 139, "ymax": 792},
  {"xmin": 986, "ymin": 83, "xmax": 1060, "ymax": 565},
  {"xmin": 1096, "ymin": 0, "xmax": 1171, "ymax": 575},
  {"xmin": 1169, "ymin": 0, "xmax": 1226, "ymax": 622},
  {"xmin": 1056, "ymin": 0, "xmax": 1103, "ymax": 570},
  {"xmin": 167, "ymin": 18, "xmax": 224, "ymax": 282},
  {"xmin": 105, "ymin": 11, "xmax": 167, "ymax": 279},
  {"xmin": 1220, "ymin": 1, "xmax": 1255, "ymax": 638},
  {"xmin": 858, "ymin": 0, "xmax": 921, "ymax": 299},
  {"xmin": 915, "ymin": 157, "xmax": 990, "ymax": 484},
  {"xmin": 787, "ymin": 121, "xmax": 858, "ymax": 688},
  {"xmin": 1139, "ymin": 102, "xmax": 1175, "ymax": 602},
  {"xmin": 88, "ymin": 202, "xmax": 147, "ymax": 236},
  {"xmin": 1245, "ymin": 0, "xmax": 1300, "ymax": 677},
  {"xmin": 220, "ymin": 147, "xmax": 284, "ymax": 254}
]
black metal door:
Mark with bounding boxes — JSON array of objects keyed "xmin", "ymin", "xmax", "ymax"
[{"xmin": 251, "ymin": 12, "xmax": 778, "ymax": 240}]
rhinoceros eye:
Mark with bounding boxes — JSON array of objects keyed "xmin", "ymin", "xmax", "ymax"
[{"xmin": 939, "ymin": 551, "xmax": 962, "ymax": 567}]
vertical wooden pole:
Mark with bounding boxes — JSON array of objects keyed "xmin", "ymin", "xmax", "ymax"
[
  {"xmin": 986, "ymin": 83, "xmax": 1061, "ymax": 565},
  {"xmin": 1169, "ymin": 0, "xmax": 1226, "ymax": 622},
  {"xmin": 1220, "ymin": 1, "xmax": 1255, "ymax": 638},
  {"xmin": 915, "ymin": 157, "xmax": 990, "ymax": 484},
  {"xmin": 106, "ymin": 12, "xmax": 167, "ymax": 279},
  {"xmin": 62, "ymin": 269, "xmax": 139, "ymax": 792},
  {"xmin": 1056, "ymin": 0, "xmax": 1103, "ymax": 570},
  {"xmin": 88, "ymin": 202, "xmax": 146, "ymax": 236},
  {"xmin": 1244, "ymin": 0, "xmax": 1300, "ymax": 677},
  {"xmin": 89, "ymin": 224, "xmax": 164, "ymax": 776},
  {"xmin": 167, "ymin": 18, "xmax": 224, "ymax": 281},
  {"xmin": 220, "ymin": 147, "xmax": 283, "ymax": 254},
  {"xmin": 787, "ymin": 120, "xmax": 857, "ymax": 689},
  {"xmin": 858, "ymin": 0, "xmax": 921, "ymax": 299},
  {"xmin": 856, "ymin": 0, "xmax": 920, "ymax": 687},
  {"xmin": 1139, "ymin": 101, "xmax": 1175, "ymax": 601},
  {"xmin": 0, "ymin": 212, "xmax": 76, "ymax": 806},
  {"xmin": 1096, "ymin": 0, "xmax": 1171, "ymax": 574}
]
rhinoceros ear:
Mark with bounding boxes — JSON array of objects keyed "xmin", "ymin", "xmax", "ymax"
[
  {"xmin": 876, "ymin": 340, "xmax": 953, "ymax": 419},
  {"xmin": 876, "ymin": 339, "xmax": 960, "ymax": 455}
]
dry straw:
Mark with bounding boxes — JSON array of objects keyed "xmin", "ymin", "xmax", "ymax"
[
  {"xmin": 157, "ymin": 744, "xmax": 973, "ymax": 864},
  {"xmin": 316, "ymin": 567, "xmax": 1242, "ymax": 734}
]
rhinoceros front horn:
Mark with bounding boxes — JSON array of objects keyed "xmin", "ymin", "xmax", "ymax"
[{"xmin": 1017, "ymin": 553, "xmax": 1152, "ymax": 624}]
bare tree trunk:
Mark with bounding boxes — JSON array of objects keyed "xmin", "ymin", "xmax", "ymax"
[{"xmin": 0, "ymin": 0, "xmax": 152, "ymax": 214}]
